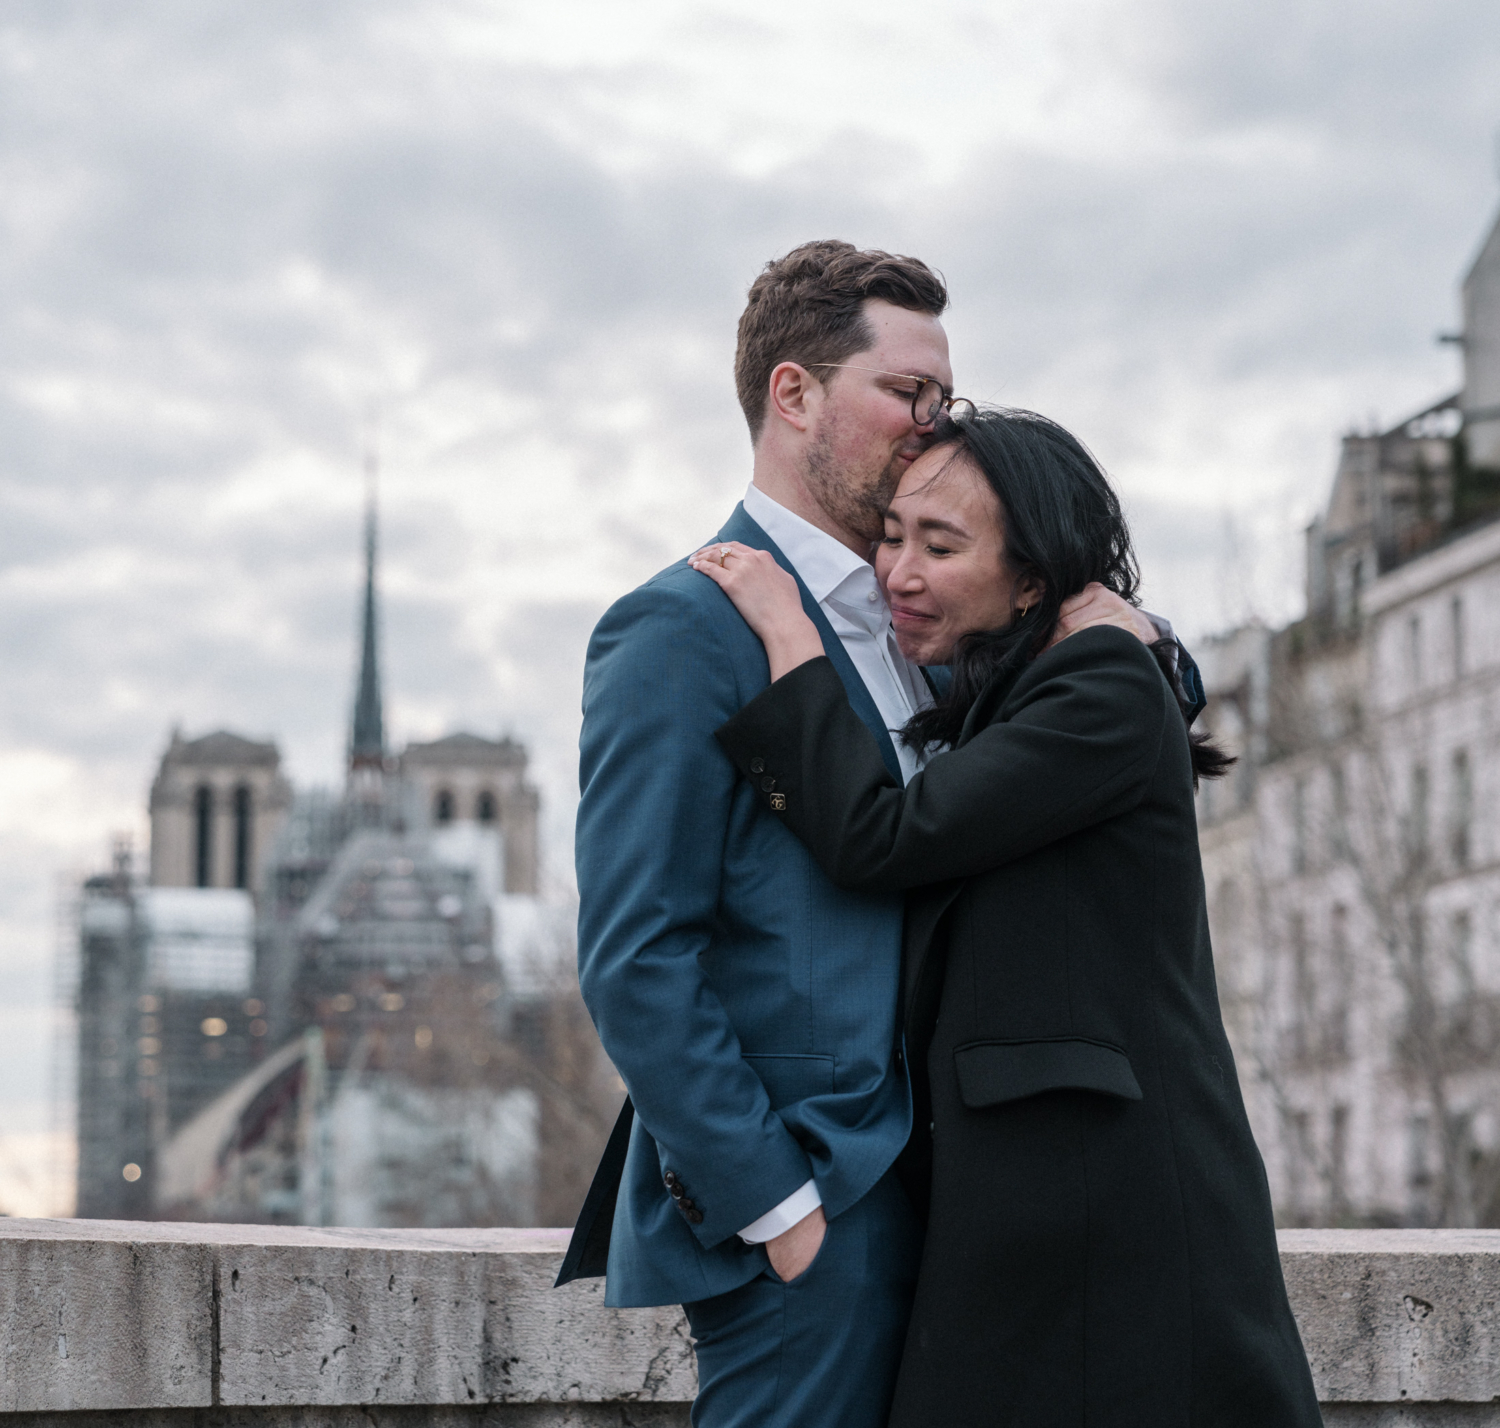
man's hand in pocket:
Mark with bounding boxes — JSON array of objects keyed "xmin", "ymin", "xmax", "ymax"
[{"xmin": 767, "ymin": 1204, "xmax": 827, "ymax": 1282}]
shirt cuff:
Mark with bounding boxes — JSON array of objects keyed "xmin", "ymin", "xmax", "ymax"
[{"xmin": 738, "ymin": 1178, "xmax": 822, "ymax": 1243}]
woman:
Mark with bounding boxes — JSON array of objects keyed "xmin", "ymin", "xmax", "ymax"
[{"xmin": 688, "ymin": 409, "xmax": 1321, "ymax": 1427}]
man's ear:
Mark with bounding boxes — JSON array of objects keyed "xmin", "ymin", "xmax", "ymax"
[{"xmin": 767, "ymin": 362, "xmax": 821, "ymax": 434}]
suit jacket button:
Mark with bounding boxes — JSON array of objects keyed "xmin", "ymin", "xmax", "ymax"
[
  {"xmin": 670, "ymin": 1183, "xmax": 684, "ymax": 1200},
  {"xmin": 750, "ymin": 758, "xmax": 766, "ymax": 774},
  {"xmin": 686, "ymin": 1207, "xmax": 704, "ymax": 1224},
  {"xmin": 760, "ymin": 776, "xmax": 776, "ymax": 792},
  {"xmin": 663, "ymin": 1170, "xmax": 677, "ymax": 1188}
]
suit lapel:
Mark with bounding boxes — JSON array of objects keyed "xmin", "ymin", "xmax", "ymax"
[
  {"xmin": 921, "ymin": 665, "xmax": 952, "ymax": 700},
  {"xmin": 719, "ymin": 504, "xmax": 904, "ymax": 782},
  {"xmin": 955, "ymin": 658, "xmax": 1028, "ymax": 747}
]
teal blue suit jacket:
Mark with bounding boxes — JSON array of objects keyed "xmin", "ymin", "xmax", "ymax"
[{"xmin": 564, "ymin": 504, "xmax": 912, "ymax": 1308}]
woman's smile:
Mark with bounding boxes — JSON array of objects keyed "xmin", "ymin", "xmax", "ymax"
[{"xmin": 888, "ymin": 600, "xmax": 937, "ymax": 632}]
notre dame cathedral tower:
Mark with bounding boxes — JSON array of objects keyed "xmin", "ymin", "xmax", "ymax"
[{"xmin": 72, "ymin": 476, "xmax": 587, "ymax": 1226}]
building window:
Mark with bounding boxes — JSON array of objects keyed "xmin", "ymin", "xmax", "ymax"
[
  {"xmin": 1336, "ymin": 554, "xmax": 1367, "ymax": 627},
  {"xmin": 1450, "ymin": 909, "xmax": 1475, "ymax": 1003},
  {"xmin": 476, "ymin": 790, "xmax": 497, "ymax": 824},
  {"xmin": 1329, "ymin": 1104, "xmax": 1350, "ymax": 1220},
  {"xmin": 1408, "ymin": 763, "xmax": 1430, "ymax": 867},
  {"xmin": 1291, "ymin": 778, "xmax": 1308, "ymax": 875},
  {"xmin": 434, "ymin": 789, "xmax": 455, "ymax": 825},
  {"xmin": 194, "ymin": 785, "xmax": 214, "ymax": 888},
  {"xmin": 1328, "ymin": 904, "xmax": 1351, "ymax": 1059},
  {"xmin": 1452, "ymin": 595, "xmax": 1466, "ymax": 680},
  {"xmin": 233, "ymin": 785, "xmax": 252, "ymax": 890},
  {"xmin": 1284, "ymin": 1108, "xmax": 1314, "ymax": 1224},
  {"xmin": 1214, "ymin": 878, "xmax": 1241, "ymax": 938},
  {"xmin": 1451, "ymin": 748, "xmax": 1473, "ymax": 868},
  {"xmin": 1289, "ymin": 912, "xmax": 1312, "ymax": 1062},
  {"xmin": 1328, "ymin": 759, "xmax": 1350, "ymax": 861},
  {"xmin": 1409, "ymin": 1113, "xmax": 1433, "ymax": 1223}
]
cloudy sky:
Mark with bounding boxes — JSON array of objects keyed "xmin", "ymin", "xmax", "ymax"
[{"xmin": 3, "ymin": 0, "xmax": 1499, "ymax": 1211}]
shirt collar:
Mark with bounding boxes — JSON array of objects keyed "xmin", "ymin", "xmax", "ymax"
[{"xmin": 742, "ymin": 482, "xmax": 876, "ymax": 605}]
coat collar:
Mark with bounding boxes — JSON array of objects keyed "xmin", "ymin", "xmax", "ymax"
[
  {"xmin": 954, "ymin": 657, "xmax": 1029, "ymax": 748},
  {"xmin": 718, "ymin": 503, "xmax": 903, "ymax": 782}
]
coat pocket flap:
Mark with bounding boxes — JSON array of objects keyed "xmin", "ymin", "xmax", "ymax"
[{"xmin": 953, "ymin": 1038, "xmax": 1143, "ymax": 1107}]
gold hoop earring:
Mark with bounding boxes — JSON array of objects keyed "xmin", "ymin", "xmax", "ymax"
[{"xmin": 1016, "ymin": 602, "xmax": 1030, "ymax": 618}]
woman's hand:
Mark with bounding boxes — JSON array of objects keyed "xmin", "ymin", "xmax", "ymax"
[{"xmin": 689, "ymin": 541, "xmax": 826, "ymax": 681}]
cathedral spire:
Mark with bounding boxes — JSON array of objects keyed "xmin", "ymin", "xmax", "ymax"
[{"xmin": 349, "ymin": 453, "xmax": 385, "ymax": 772}]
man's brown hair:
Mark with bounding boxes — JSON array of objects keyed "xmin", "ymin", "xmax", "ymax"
[{"xmin": 734, "ymin": 240, "xmax": 949, "ymax": 440}]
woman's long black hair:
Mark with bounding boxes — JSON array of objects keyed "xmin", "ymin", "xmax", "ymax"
[{"xmin": 898, "ymin": 407, "xmax": 1233, "ymax": 786}]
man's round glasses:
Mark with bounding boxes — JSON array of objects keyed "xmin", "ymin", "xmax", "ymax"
[{"xmin": 806, "ymin": 364, "xmax": 976, "ymax": 426}]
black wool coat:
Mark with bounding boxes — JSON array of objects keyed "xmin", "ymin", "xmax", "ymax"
[{"xmin": 716, "ymin": 626, "xmax": 1322, "ymax": 1428}]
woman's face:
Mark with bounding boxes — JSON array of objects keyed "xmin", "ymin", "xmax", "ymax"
[{"xmin": 875, "ymin": 446, "xmax": 1035, "ymax": 667}]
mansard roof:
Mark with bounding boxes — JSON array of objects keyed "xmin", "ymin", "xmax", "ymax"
[
  {"xmin": 164, "ymin": 730, "xmax": 281, "ymax": 768},
  {"xmin": 400, "ymin": 732, "xmax": 527, "ymax": 768}
]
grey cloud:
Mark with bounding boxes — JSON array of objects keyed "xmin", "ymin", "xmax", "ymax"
[
  {"xmin": 3, "ymin": 0, "xmax": 1500, "ymax": 983},
  {"xmin": 1142, "ymin": 0, "xmax": 1500, "ymax": 138}
]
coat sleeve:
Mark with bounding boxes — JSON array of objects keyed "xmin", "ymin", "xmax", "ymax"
[
  {"xmin": 576, "ymin": 577, "xmax": 815, "ymax": 1249},
  {"xmin": 715, "ymin": 625, "xmax": 1170, "ymax": 893}
]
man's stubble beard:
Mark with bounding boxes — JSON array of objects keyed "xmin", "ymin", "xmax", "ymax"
[{"xmin": 803, "ymin": 421, "xmax": 908, "ymax": 547}]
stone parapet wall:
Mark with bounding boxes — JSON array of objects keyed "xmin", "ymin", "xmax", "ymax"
[{"xmin": 4, "ymin": 1222, "xmax": 1500, "ymax": 1425}]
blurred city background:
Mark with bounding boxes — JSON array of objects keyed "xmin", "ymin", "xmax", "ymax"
[{"xmin": 5, "ymin": 0, "xmax": 1500, "ymax": 1228}]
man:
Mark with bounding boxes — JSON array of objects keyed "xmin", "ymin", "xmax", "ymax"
[{"xmin": 557, "ymin": 241, "xmax": 1170, "ymax": 1427}]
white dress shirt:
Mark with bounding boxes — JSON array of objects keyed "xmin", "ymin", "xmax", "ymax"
[
  {"xmin": 736, "ymin": 482, "xmax": 932, "ymax": 1244},
  {"xmin": 742, "ymin": 483, "xmax": 932, "ymax": 782}
]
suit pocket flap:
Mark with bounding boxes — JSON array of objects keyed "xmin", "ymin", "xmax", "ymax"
[
  {"xmin": 953, "ymin": 1038, "xmax": 1142, "ymax": 1108},
  {"xmin": 743, "ymin": 1053, "xmax": 836, "ymax": 1110}
]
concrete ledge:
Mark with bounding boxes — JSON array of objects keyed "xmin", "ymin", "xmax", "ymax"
[
  {"xmin": 1281, "ymin": 1230, "xmax": 1500, "ymax": 1408},
  {"xmin": 3, "ymin": 1415, "xmax": 690, "ymax": 1428},
  {"xmin": 0, "ymin": 1222, "xmax": 692, "ymax": 1422},
  {"xmin": 1319, "ymin": 1414, "xmax": 1500, "ymax": 1427},
  {"xmin": 4, "ymin": 1223, "xmax": 1500, "ymax": 1424}
]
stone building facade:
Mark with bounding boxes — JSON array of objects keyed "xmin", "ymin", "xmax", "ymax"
[{"xmin": 1198, "ymin": 199, "xmax": 1500, "ymax": 1227}]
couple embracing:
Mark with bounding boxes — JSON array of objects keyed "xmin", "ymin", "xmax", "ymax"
[{"xmin": 556, "ymin": 241, "xmax": 1322, "ymax": 1427}]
